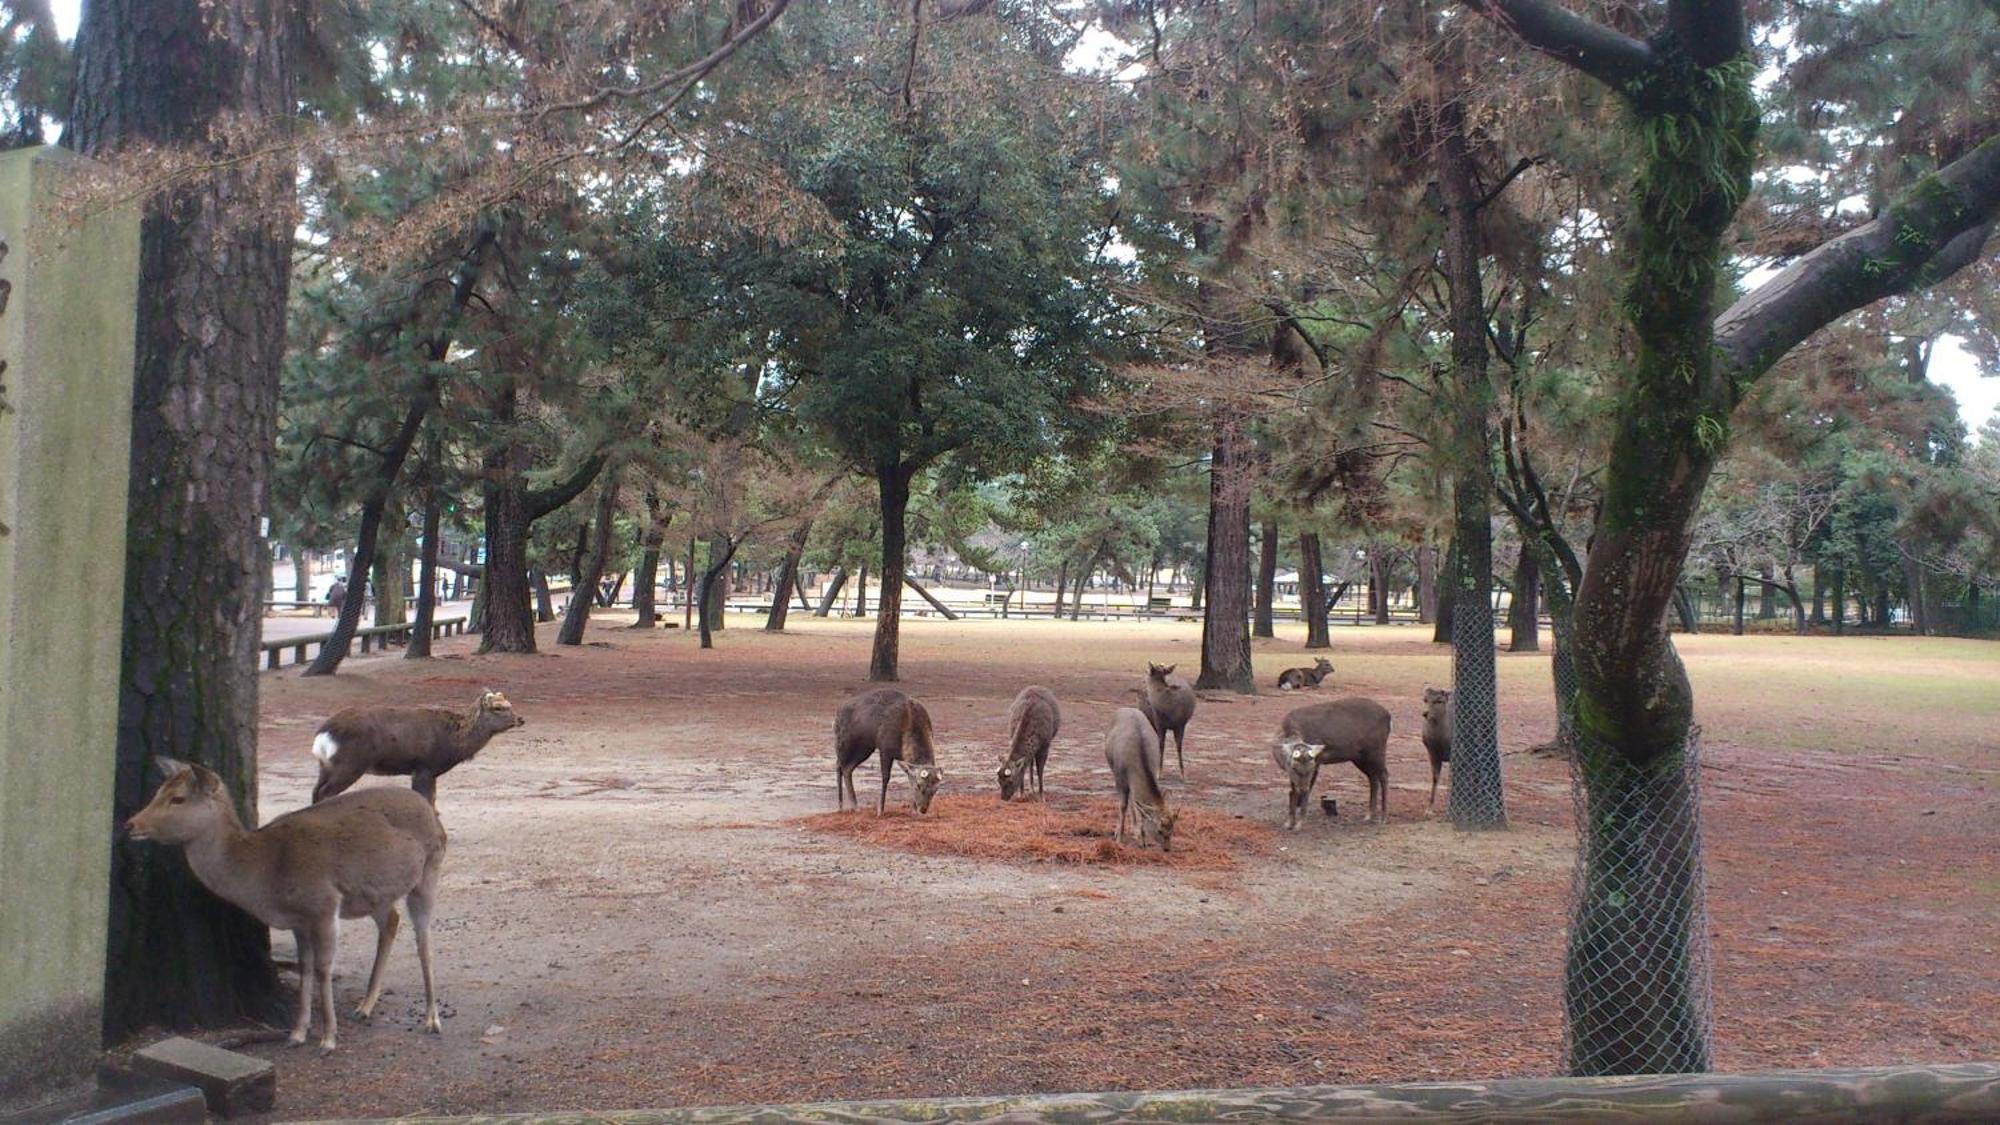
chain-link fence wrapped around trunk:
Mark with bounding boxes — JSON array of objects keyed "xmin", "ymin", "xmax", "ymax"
[
  {"xmin": 1563, "ymin": 725, "xmax": 1714, "ymax": 1075},
  {"xmin": 1446, "ymin": 597, "xmax": 1506, "ymax": 828}
]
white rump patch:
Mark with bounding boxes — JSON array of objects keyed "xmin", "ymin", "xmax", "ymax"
[{"xmin": 311, "ymin": 732, "xmax": 339, "ymax": 764}]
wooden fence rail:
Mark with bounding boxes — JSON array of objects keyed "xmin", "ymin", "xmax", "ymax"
[
  {"xmin": 309, "ymin": 1062, "xmax": 2000, "ymax": 1124},
  {"xmin": 259, "ymin": 616, "xmax": 468, "ymax": 670}
]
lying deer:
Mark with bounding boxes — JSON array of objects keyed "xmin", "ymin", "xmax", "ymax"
[
  {"xmin": 311, "ymin": 689, "xmax": 525, "ymax": 804},
  {"xmin": 1144, "ymin": 662, "xmax": 1197, "ymax": 779},
  {"xmin": 835, "ymin": 688, "xmax": 945, "ymax": 814},
  {"xmin": 125, "ymin": 759, "xmax": 446, "ymax": 1051},
  {"xmin": 1277, "ymin": 657, "xmax": 1334, "ymax": 692},
  {"xmin": 1276, "ymin": 696, "xmax": 1393, "ymax": 824},
  {"xmin": 1105, "ymin": 706, "xmax": 1178, "ymax": 850},
  {"xmin": 998, "ymin": 685, "xmax": 1060, "ymax": 800}
]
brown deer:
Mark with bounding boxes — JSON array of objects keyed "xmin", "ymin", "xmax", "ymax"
[
  {"xmin": 1143, "ymin": 662, "xmax": 1197, "ymax": 778},
  {"xmin": 1276, "ymin": 657, "xmax": 1334, "ymax": 691},
  {"xmin": 1277, "ymin": 697, "xmax": 1393, "ymax": 823},
  {"xmin": 125, "ymin": 759, "xmax": 446, "ymax": 1051},
  {"xmin": 310, "ymin": 689, "xmax": 525, "ymax": 804},
  {"xmin": 997, "ymin": 685, "xmax": 1060, "ymax": 800},
  {"xmin": 1104, "ymin": 706, "xmax": 1178, "ymax": 850},
  {"xmin": 1420, "ymin": 686, "xmax": 1454, "ymax": 813},
  {"xmin": 835, "ymin": 688, "xmax": 945, "ymax": 814}
]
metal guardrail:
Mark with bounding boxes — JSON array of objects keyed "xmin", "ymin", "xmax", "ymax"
[
  {"xmin": 300, "ymin": 1062, "xmax": 2000, "ymax": 1123},
  {"xmin": 259, "ymin": 616, "xmax": 468, "ymax": 670}
]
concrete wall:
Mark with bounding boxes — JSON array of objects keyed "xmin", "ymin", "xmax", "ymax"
[{"xmin": 0, "ymin": 146, "xmax": 140, "ymax": 1112}]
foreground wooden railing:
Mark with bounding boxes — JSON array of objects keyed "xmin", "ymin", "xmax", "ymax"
[
  {"xmin": 260, "ymin": 616, "xmax": 468, "ymax": 670},
  {"xmin": 307, "ymin": 1062, "xmax": 2000, "ymax": 1123}
]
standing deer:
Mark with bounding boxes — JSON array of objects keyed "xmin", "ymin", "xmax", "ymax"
[
  {"xmin": 1420, "ymin": 686, "xmax": 1454, "ymax": 813},
  {"xmin": 311, "ymin": 689, "xmax": 525, "ymax": 804},
  {"xmin": 1277, "ymin": 697, "xmax": 1393, "ymax": 824},
  {"xmin": 124, "ymin": 760, "xmax": 446, "ymax": 1051},
  {"xmin": 1143, "ymin": 662, "xmax": 1197, "ymax": 778},
  {"xmin": 835, "ymin": 688, "xmax": 945, "ymax": 814},
  {"xmin": 998, "ymin": 685, "xmax": 1060, "ymax": 800},
  {"xmin": 1277, "ymin": 657, "xmax": 1335, "ymax": 691},
  {"xmin": 1104, "ymin": 706, "xmax": 1178, "ymax": 850}
]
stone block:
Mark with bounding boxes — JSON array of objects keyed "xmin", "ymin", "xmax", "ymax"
[{"xmin": 130, "ymin": 1037, "xmax": 276, "ymax": 1118}]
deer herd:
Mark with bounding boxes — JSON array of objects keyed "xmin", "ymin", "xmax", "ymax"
[{"xmin": 124, "ymin": 661, "xmax": 1454, "ymax": 1051}]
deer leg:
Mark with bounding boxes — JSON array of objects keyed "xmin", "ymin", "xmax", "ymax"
[
  {"xmin": 1429, "ymin": 759, "xmax": 1441, "ymax": 813},
  {"xmin": 1116, "ymin": 794, "xmax": 1128, "ymax": 844},
  {"xmin": 288, "ymin": 929, "xmax": 315, "ymax": 1046},
  {"xmin": 411, "ymin": 771, "xmax": 438, "ymax": 804},
  {"xmin": 408, "ymin": 878, "xmax": 442, "ymax": 1034},
  {"xmin": 1173, "ymin": 728, "xmax": 1186, "ymax": 778},
  {"xmin": 877, "ymin": 755, "xmax": 892, "ymax": 815},
  {"xmin": 355, "ymin": 907, "xmax": 401, "ymax": 1019},
  {"xmin": 309, "ymin": 915, "xmax": 339, "ymax": 1050}
]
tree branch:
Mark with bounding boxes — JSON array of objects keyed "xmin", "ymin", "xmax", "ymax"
[
  {"xmin": 1667, "ymin": 0, "xmax": 1747, "ymax": 69},
  {"xmin": 1476, "ymin": 155, "xmax": 1546, "ymax": 212},
  {"xmin": 1460, "ymin": 0, "xmax": 1654, "ymax": 88},
  {"xmin": 525, "ymin": 452, "xmax": 610, "ymax": 520},
  {"xmin": 1714, "ymin": 135, "xmax": 2000, "ymax": 389}
]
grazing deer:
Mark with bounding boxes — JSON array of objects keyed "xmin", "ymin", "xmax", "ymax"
[
  {"xmin": 1277, "ymin": 697, "xmax": 1393, "ymax": 824},
  {"xmin": 998, "ymin": 685, "xmax": 1060, "ymax": 800},
  {"xmin": 1277, "ymin": 657, "xmax": 1334, "ymax": 691},
  {"xmin": 1420, "ymin": 686, "xmax": 1454, "ymax": 812},
  {"xmin": 1143, "ymin": 662, "xmax": 1197, "ymax": 778},
  {"xmin": 835, "ymin": 688, "xmax": 944, "ymax": 814},
  {"xmin": 124, "ymin": 760, "xmax": 446, "ymax": 1051},
  {"xmin": 1272, "ymin": 739, "xmax": 1323, "ymax": 831},
  {"xmin": 1104, "ymin": 706, "xmax": 1178, "ymax": 850},
  {"xmin": 310, "ymin": 689, "xmax": 525, "ymax": 804}
]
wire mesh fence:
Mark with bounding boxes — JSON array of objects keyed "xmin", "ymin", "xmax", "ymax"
[
  {"xmin": 1563, "ymin": 724, "xmax": 1714, "ymax": 1075},
  {"xmin": 1446, "ymin": 591, "xmax": 1507, "ymax": 828}
]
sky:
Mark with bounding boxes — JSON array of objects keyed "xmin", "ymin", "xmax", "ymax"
[{"xmin": 42, "ymin": 0, "xmax": 1997, "ymax": 436}]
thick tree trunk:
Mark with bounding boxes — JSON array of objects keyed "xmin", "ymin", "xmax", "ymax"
[
  {"xmin": 1253, "ymin": 521, "xmax": 1278, "ymax": 639},
  {"xmin": 816, "ymin": 565, "xmax": 849, "ymax": 617},
  {"xmin": 1196, "ymin": 415, "xmax": 1256, "ymax": 692},
  {"xmin": 1300, "ymin": 532, "xmax": 1331, "ymax": 650},
  {"xmin": 406, "ymin": 483, "xmax": 442, "ymax": 659},
  {"xmin": 1434, "ymin": 539, "xmax": 1459, "ymax": 644},
  {"xmin": 70, "ymin": 0, "xmax": 293, "ymax": 1035},
  {"xmin": 869, "ymin": 466, "xmax": 913, "ymax": 679},
  {"xmin": 1672, "ymin": 586, "xmax": 1698, "ymax": 634},
  {"xmin": 372, "ymin": 513, "xmax": 406, "ymax": 628},
  {"xmin": 766, "ymin": 519, "xmax": 812, "ymax": 632},
  {"xmin": 631, "ymin": 493, "xmax": 667, "ymax": 629},
  {"xmin": 1756, "ymin": 564, "xmax": 1776, "ymax": 619},
  {"xmin": 289, "ymin": 541, "xmax": 311, "ymax": 603},
  {"xmin": 1371, "ymin": 545, "xmax": 1392, "ymax": 625},
  {"xmin": 1810, "ymin": 569, "xmax": 1825, "ymax": 626},
  {"xmin": 1069, "ymin": 559, "xmax": 1089, "ymax": 620},
  {"xmin": 1732, "ymin": 576, "xmax": 1747, "ymax": 636},
  {"xmin": 697, "ymin": 538, "xmax": 740, "ymax": 650},
  {"xmin": 531, "ymin": 569, "xmax": 554, "ymax": 622},
  {"xmin": 1438, "ymin": 93, "xmax": 1504, "ymax": 829},
  {"xmin": 1417, "ymin": 545, "xmax": 1439, "ymax": 625},
  {"xmin": 557, "ymin": 475, "xmax": 619, "ymax": 646},
  {"xmin": 478, "ymin": 414, "xmax": 603, "ymax": 652},
  {"xmin": 854, "ymin": 562, "xmax": 869, "ymax": 618},
  {"xmin": 1052, "ymin": 560, "xmax": 1068, "ymax": 620},
  {"xmin": 1509, "ymin": 549, "xmax": 1541, "ymax": 652}
]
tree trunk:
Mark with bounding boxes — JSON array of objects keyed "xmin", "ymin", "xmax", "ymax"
[
  {"xmin": 478, "ymin": 418, "xmax": 604, "ymax": 652},
  {"xmin": 766, "ymin": 519, "xmax": 812, "ymax": 632},
  {"xmin": 1901, "ymin": 553, "xmax": 1929, "ymax": 635},
  {"xmin": 1509, "ymin": 548, "xmax": 1541, "ymax": 652},
  {"xmin": 303, "ymin": 394, "xmax": 431, "ymax": 674},
  {"xmin": 1053, "ymin": 560, "xmax": 1068, "ymax": 620},
  {"xmin": 816, "ymin": 565, "xmax": 849, "ymax": 617},
  {"xmin": 557, "ymin": 474, "xmax": 619, "ymax": 646},
  {"xmin": 1371, "ymin": 545, "xmax": 1392, "ymax": 625},
  {"xmin": 1196, "ymin": 415, "xmax": 1255, "ymax": 692},
  {"xmin": 1300, "ymin": 532, "xmax": 1331, "ymax": 650},
  {"xmin": 905, "ymin": 575, "xmax": 960, "ymax": 620},
  {"xmin": 372, "ymin": 512, "xmax": 406, "ymax": 628},
  {"xmin": 630, "ymin": 493, "xmax": 667, "ymax": 629},
  {"xmin": 1833, "ymin": 570, "xmax": 1846, "ymax": 635},
  {"xmin": 406, "ymin": 481, "xmax": 442, "ymax": 659},
  {"xmin": 1672, "ymin": 586, "xmax": 1699, "ymax": 634},
  {"xmin": 1417, "ymin": 545, "xmax": 1439, "ymax": 624},
  {"xmin": 1069, "ymin": 558, "xmax": 1089, "ymax": 620},
  {"xmin": 697, "ymin": 538, "xmax": 740, "ymax": 650},
  {"xmin": 1434, "ymin": 539, "xmax": 1459, "ymax": 644},
  {"xmin": 1756, "ymin": 564, "xmax": 1776, "ymax": 619},
  {"xmin": 70, "ymin": 0, "xmax": 294, "ymax": 1035},
  {"xmin": 1253, "ymin": 520, "xmax": 1278, "ymax": 639},
  {"xmin": 1733, "ymin": 576, "xmax": 1747, "ymax": 636},
  {"xmin": 1810, "ymin": 569, "xmax": 1825, "ymax": 626},
  {"xmin": 1189, "ymin": 560, "xmax": 1205, "ymax": 612},
  {"xmin": 1438, "ymin": 92, "xmax": 1504, "ymax": 829},
  {"xmin": 869, "ymin": 465, "xmax": 913, "ymax": 679},
  {"xmin": 289, "ymin": 541, "xmax": 311, "ymax": 603},
  {"xmin": 854, "ymin": 562, "xmax": 869, "ymax": 619},
  {"xmin": 528, "ymin": 568, "xmax": 552, "ymax": 622}
]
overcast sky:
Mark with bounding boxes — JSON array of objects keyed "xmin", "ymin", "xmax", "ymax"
[{"xmin": 44, "ymin": 0, "xmax": 1996, "ymax": 436}]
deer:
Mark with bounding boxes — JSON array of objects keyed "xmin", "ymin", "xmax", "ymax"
[
  {"xmin": 997, "ymin": 685, "xmax": 1060, "ymax": 801},
  {"xmin": 1276, "ymin": 657, "xmax": 1335, "ymax": 692},
  {"xmin": 310, "ymin": 689, "xmax": 525, "ymax": 805},
  {"xmin": 835, "ymin": 688, "xmax": 945, "ymax": 814},
  {"xmin": 1143, "ymin": 662, "xmax": 1197, "ymax": 779},
  {"xmin": 1104, "ymin": 706, "xmax": 1178, "ymax": 850},
  {"xmin": 1420, "ymin": 686, "xmax": 1454, "ymax": 813},
  {"xmin": 1276, "ymin": 696, "xmax": 1393, "ymax": 824},
  {"xmin": 124, "ymin": 759, "xmax": 446, "ymax": 1052}
]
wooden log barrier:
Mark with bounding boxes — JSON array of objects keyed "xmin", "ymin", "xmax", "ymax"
[{"xmin": 308, "ymin": 1062, "xmax": 2000, "ymax": 1124}]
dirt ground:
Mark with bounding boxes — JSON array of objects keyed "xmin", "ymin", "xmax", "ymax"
[{"xmin": 210, "ymin": 614, "xmax": 1997, "ymax": 1119}]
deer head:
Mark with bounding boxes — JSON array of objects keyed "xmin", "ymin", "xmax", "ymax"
[
  {"xmin": 1422, "ymin": 687, "xmax": 1451, "ymax": 722},
  {"xmin": 1147, "ymin": 662, "xmax": 1175, "ymax": 682},
  {"xmin": 996, "ymin": 758, "xmax": 1025, "ymax": 801},
  {"xmin": 1136, "ymin": 804, "xmax": 1179, "ymax": 851},
  {"xmin": 1313, "ymin": 658, "xmax": 1334, "ymax": 675},
  {"xmin": 476, "ymin": 689, "xmax": 527, "ymax": 732},
  {"xmin": 900, "ymin": 761, "xmax": 944, "ymax": 813},
  {"xmin": 126, "ymin": 759, "xmax": 231, "ymax": 845}
]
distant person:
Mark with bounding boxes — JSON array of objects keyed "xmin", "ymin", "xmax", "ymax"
[{"xmin": 327, "ymin": 577, "xmax": 348, "ymax": 617}]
